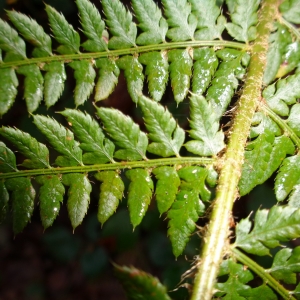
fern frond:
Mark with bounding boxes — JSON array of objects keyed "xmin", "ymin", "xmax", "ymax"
[
  {"xmin": 35, "ymin": 175, "xmax": 65, "ymax": 229},
  {"xmin": 114, "ymin": 264, "xmax": 172, "ymax": 300},
  {"xmin": 264, "ymin": 72, "xmax": 300, "ymax": 116},
  {"xmin": 95, "ymin": 171, "xmax": 124, "ymax": 225},
  {"xmin": 225, "ymin": 0, "xmax": 260, "ymax": 43},
  {"xmin": 60, "ymin": 109, "xmax": 115, "ymax": 164},
  {"xmin": 0, "ymin": 0, "xmax": 251, "ymax": 116},
  {"xmin": 62, "ymin": 173, "xmax": 91, "ymax": 229},
  {"xmin": 76, "ymin": 0, "xmax": 108, "ymax": 52},
  {"xmin": 214, "ymin": 259, "xmax": 277, "ymax": 299},
  {"xmin": 162, "ymin": 0, "xmax": 197, "ymax": 42},
  {"xmin": 267, "ymin": 247, "xmax": 300, "ymax": 285},
  {"xmin": 132, "ymin": 0, "xmax": 168, "ymax": 45},
  {"xmin": 185, "ymin": 95, "xmax": 225, "ymax": 156},
  {"xmin": 189, "ymin": 0, "xmax": 226, "ymax": 40},
  {"xmin": 239, "ymin": 124, "xmax": 294, "ymax": 196},
  {"xmin": 139, "ymin": 95, "xmax": 185, "ymax": 158},
  {"xmin": 0, "ymin": 108, "xmax": 214, "ymax": 256},
  {"xmin": 235, "ymin": 205, "xmax": 300, "ymax": 256},
  {"xmin": 280, "ymin": 0, "xmax": 300, "ymax": 24},
  {"xmin": 45, "ymin": 4, "xmax": 80, "ymax": 54}
]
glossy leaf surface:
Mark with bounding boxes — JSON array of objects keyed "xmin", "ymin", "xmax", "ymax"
[
  {"xmin": 185, "ymin": 95, "xmax": 225, "ymax": 156},
  {"xmin": 268, "ymin": 247, "xmax": 300, "ymax": 284},
  {"xmin": 126, "ymin": 168, "xmax": 153, "ymax": 228},
  {"xmin": 132, "ymin": 0, "xmax": 167, "ymax": 45},
  {"xmin": 62, "ymin": 173, "xmax": 91, "ymax": 229},
  {"xmin": 153, "ymin": 166, "xmax": 180, "ymax": 214},
  {"xmin": 95, "ymin": 171, "xmax": 124, "ymax": 225},
  {"xmin": 239, "ymin": 130, "xmax": 294, "ymax": 196},
  {"xmin": 0, "ymin": 127, "xmax": 50, "ymax": 169},
  {"xmin": 235, "ymin": 206, "xmax": 300, "ymax": 256},
  {"xmin": 35, "ymin": 175, "xmax": 65, "ymax": 229},
  {"xmin": 139, "ymin": 95, "xmax": 185, "ymax": 157},
  {"xmin": 5, "ymin": 177, "xmax": 35, "ymax": 234},
  {"xmin": 60, "ymin": 109, "xmax": 115, "ymax": 164},
  {"xmin": 96, "ymin": 107, "xmax": 148, "ymax": 161},
  {"xmin": 33, "ymin": 115, "xmax": 83, "ymax": 167}
]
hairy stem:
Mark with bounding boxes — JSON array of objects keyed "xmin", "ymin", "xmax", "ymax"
[
  {"xmin": 0, "ymin": 40, "xmax": 247, "ymax": 69},
  {"xmin": 232, "ymin": 248, "xmax": 296, "ymax": 300},
  {"xmin": 190, "ymin": 1, "xmax": 278, "ymax": 299},
  {"xmin": 0, "ymin": 157, "xmax": 214, "ymax": 179}
]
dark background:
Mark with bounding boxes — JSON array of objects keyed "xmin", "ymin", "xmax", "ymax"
[{"xmin": 0, "ymin": 0, "xmax": 283, "ymax": 299}]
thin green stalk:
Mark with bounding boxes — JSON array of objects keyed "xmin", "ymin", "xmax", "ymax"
[
  {"xmin": 0, "ymin": 156, "xmax": 214, "ymax": 179},
  {"xmin": 279, "ymin": 16, "xmax": 300, "ymax": 40},
  {"xmin": 0, "ymin": 40, "xmax": 247, "ymax": 69},
  {"xmin": 190, "ymin": 1, "xmax": 278, "ymax": 299},
  {"xmin": 232, "ymin": 248, "xmax": 296, "ymax": 300}
]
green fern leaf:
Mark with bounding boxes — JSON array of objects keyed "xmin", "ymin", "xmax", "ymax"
[
  {"xmin": 114, "ymin": 264, "xmax": 172, "ymax": 300},
  {"xmin": 7, "ymin": 10, "xmax": 52, "ymax": 57},
  {"xmin": 0, "ymin": 142, "xmax": 17, "ymax": 172},
  {"xmin": 267, "ymin": 247, "xmax": 300, "ymax": 284},
  {"xmin": 0, "ymin": 181, "xmax": 9, "ymax": 222},
  {"xmin": 0, "ymin": 68, "xmax": 18, "ymax": 116},
  {"xmin": 5, "ymin": 177, "xmax": 35, "ymax": 234},
  {"xmin": 33, "ymin": 115, "xmax": 83, "ymax": 167},
  {"xmin": 16, "ymin": 65, "xmax": 44, "ymax": 113},
  {"xmin": 215, "ymin": 259, "xmax": 254, "ymax": 298},
  {"xmin": 235, "ymin": 206, "xmax": 300, "ymax": 256},
  {"xmin": 139, "ymin": 95, "xmax": 185, "ymax": 157},
  {"xmin": 45, "ymin": 4, "xmax": 80, "ymax": 54},
  {"xmin": 96, "ymin": 107, "xmax": 148, "ymax": 161},
  {"xmin": 132, "ymin": 0, "xmax": 168, "ymax": 45},
  {"xmin": 168, "ymin": 49, "xmax": 193, "ymax": 104},
  {"xmin": 0, "ymin": 19, "xmax": 26, "ymax": 59},
  {"xmin": 116, "ymin": 56, "xmax": 144, "ymax": 103},
  {"xmin": 215, "ymin": 259, "xmax": 277, "ymax": 299},
  {"xmin": 239, "ymin": 130, "xmax": 294, "ymax": 196},
  {"xmin": 178, "ymin": 166, "xmax": 211, "ymax": 201},
  {"xmin": 35, "ymin": 175, "xmax": 65, "ymax": 229},
  {"xmin": 69, "ymin": 60, "xmax": 96, "ymax": 106},
  {"xmin": 60, "ymin": 109, "xmax": 115, "ymax": 164},
  {"xmin": 263, "ymin": 23, "xmax": 292, "ymax": 85},
  {"xmin": 102, "ymin": 0, "xmax": 136, "ymax": 49},
  {"xmin": 206, "ymin": 49, "xmax": 245, "ymax": 119},
  {"xmin": 226, "ymin": 0, "xmax": 235, "ymax": 14},
  {"xmin": 287, "ymin": 103, "xmax": 300, "ymax": 137},
  {"xmin": 249, "ymin": 112, "xmax": 281, "ymax": 139},
  {"xmin": 95, "ymin": 58, "xmax": 120, "ymax": 101},
  {"xmin": 264, "ymin": 72, "xmax": 300, "ymax": 116},
  {"xmin": 167, "ymin": 190, "xmax": 200, "ymax": 257},
  {"xmin": 192, "ymin": 48, "xmax": 218, "ymax": 95},
  {"xmin": 125, "ymin": 168, "xmax": 153, "ymax": 228},
  {"xmin": 276, "ymin": 42, "xmax": 300, "ymax": 78},
  {"xmin": 280, "ymin": 0, "xmax": 300, "ymax": 24},
  {"xmin": 76, "ymin": 0, "xmax": 108, "ymax": 52},
  {"xmin": 225, "ymin": 0, "xmax": 260, "ymax": 43},
  {"xmin": 139, "ymin": 51, "xmax": 169, "ymax": 102},
  {"xmin": 43, "ymin": 62, "xmax": 66, "ymax": 107},
  {"xmin": 275, "ymin": 155, "xmax": 300, "ymax": 204},
  {"xmin": 168, "ymin": 166, "xmax": 207, "ymax": 257},
  {"xmin": 62, "ymin": 173, "xmax": 91, "ymax": 229},
  {"xmin": 162, "ymin": 0, "xmax": 197, "ymax": 41},
  {"xmin": 190, "ymin": 0, "xmax": 226, "ymax": 40},
  {"xmin": 94, "ymin": 171, "xmax": 124, "ymax": 225},
  {"xmin": 153, "ymin": 166, "xmax": 180, "ymax": 215},
  {"xmin": 185, "ymin": 95, "xmax": 225, "ymax": 156},
  {"xmin": 0, "ymin": 127, "xmax": 50, "ymax": 169}
]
